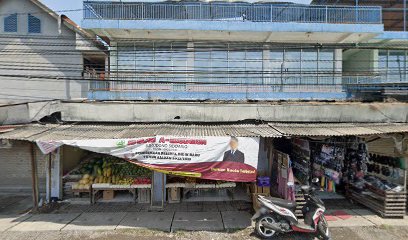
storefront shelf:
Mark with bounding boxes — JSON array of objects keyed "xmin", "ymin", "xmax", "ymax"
[
  {"xmin": 295, "ymin": 193, "xmax": 306, "ymax": 218},
  {"xmin": 166, "ymin": 183, "xmax": 186, "ymax": 188},
  {"xmin": 130, "ymin": 184, "xmax": 152, "ymax": 189},
  {"xmin": 346, "ymin": 186, "xmax": 406, "ymax": 218}
]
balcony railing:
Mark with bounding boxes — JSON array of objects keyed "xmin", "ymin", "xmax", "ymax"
[
  {"xmin": 83, "ymin": 1, "xmax": 382, "ymax": 24},
  {"xmin": 87, "ymin": 74, "xmax": 408, "ymax": 101}
]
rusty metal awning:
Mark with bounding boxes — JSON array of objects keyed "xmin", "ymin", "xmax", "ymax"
[
  {"xmin": 0, "ymin": 123, "xmax": 282, "ymax": 141},
  {"xmin": 270, "ymin": 123, "xmax": 408, "ymax": 137},
  {"xmin": 1, "ymin": 122, "xmax": 408, "ymax": 142}
]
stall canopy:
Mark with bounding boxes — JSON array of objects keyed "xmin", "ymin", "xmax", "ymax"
[
  {"xmin": 0, "ymin": 123, "xmax": 282, "ymax": 141},
  {"xmin": 270, "ymin": 123, "xmax": 408, "ymax": 137},
  {"xmin": 1, "ymin": 122, "xmax": 407, "ymax": 182},
  {"xmin": 1, "ymin": 123, "xmax": 408, "ymax": 141}
]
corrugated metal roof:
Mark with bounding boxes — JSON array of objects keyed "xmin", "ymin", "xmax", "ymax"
[
  {"xmin": 270, "ymin": 123, "xmax": 408, "ymax": 137},
  {"xmin": 1, "ymin": 122, "xmax": 408, "ymax": 141},
  {"xmin": 0, "ymin": 123, "xmax": 281, "ymax": 141},
  {"xmin": 0, "ymin": 125, "xmax": 19, "ymax": 133}
]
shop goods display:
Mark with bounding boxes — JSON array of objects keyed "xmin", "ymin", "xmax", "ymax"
[
  {"xmin": 310, "ymin": 141, "xmax": 346, "ymax": 192},
  {"xmin": 70, "ymin": 157, "xmax": 152, "ymax": 190},
  {"xmin": 291, "ymin": 139, "xmax": 311, "ymax": 185},
  {"xmin": 343, "ymin": 143, "xmax": 406, "ymax": 218},
  {"xmin": 366, "ymin": 154, "xmax": 405, "ymax": 182},
  {"xmin": 346, "ymin": 179, "xmax": 406, "ymax": 218},
  {"xmin": 72, "ymin": 174, "xmax": 94, "ymax": 190}
]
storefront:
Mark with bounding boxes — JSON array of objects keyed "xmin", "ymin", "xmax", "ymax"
[
  {"xmin": 267, "ymin": 124, "xmax": 408, "ymax": 218},
  {"xmin": 0, "ymin": 123, "xmax": 407, "ymax": 217},
  {"xmin": 43, "ymin": 134, "xmax": 269, "ymax": 207}
]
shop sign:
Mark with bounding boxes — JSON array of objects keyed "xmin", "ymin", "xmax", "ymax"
[{"xmin": 37, "ymin": 136, "xmax": 260, "ymax": 182}]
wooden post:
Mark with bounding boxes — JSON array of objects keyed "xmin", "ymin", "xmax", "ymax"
[{"xmin": 30, "ymin": 142, "xmax": 39, "ymax": 211}]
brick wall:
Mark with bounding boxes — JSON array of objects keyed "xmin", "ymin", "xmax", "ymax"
[{"xmin": 0, "ymin": 140, "xmax": 47, "ymax": 193}]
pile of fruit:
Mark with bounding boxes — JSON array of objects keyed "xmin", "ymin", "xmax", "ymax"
[
  {"xmin": 133, "ymin": 178, "xmax": 152, "ymax": 185},
  {"xmin": 72, "ymin": 174, "xmax": 94, "ymax": 190},
  {"xmin": 71, "ymin": 156, "xmax": 152, "ymax": 188}
]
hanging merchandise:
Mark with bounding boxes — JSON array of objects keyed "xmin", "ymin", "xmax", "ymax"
[
  {"xmin": 310, "ymin": 138, "xmax": 346, "ymax": 191},
  {"xmin": 274, "ymin": 150, "xmax": 295, "ymax": 201},
  {"xmin": 291, "ymin": 138, "xmax": 311, "ymax": 185}
]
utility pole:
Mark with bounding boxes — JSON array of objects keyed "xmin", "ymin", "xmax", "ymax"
[{"xmin": 404, "ymin": 0, "xmax": 407, "ymax": 31}]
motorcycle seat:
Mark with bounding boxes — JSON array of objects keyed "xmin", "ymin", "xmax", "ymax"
[{"xmin": 264, "ymin": 196, "xmax": 297, "ymax": 210}]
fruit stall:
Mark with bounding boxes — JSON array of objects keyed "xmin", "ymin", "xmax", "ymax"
[{"xmin": 64, "ymin": 155, "xmax": 152, "ymax": 203}]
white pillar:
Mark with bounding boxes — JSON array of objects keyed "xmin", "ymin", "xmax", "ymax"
[{"xmin": 46, "ymin": 148, "xmax": 62, "ymax": 202}]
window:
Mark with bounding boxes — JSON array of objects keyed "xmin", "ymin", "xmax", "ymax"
[
  {"xmin": 28, "ymin": 14, "xmax": 41, "ymax": 33},
  {"xmin": 379, "ymin": 50, "xmax": 407, "ymax": 82},
  {"xmin": 4, "ymin": 13, "xmax": 17, "ymax": 32}
]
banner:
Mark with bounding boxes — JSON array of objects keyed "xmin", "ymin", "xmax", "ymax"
[{"xmin": 37, "ymin": 136, "xmax": 260, "ymax": 182}]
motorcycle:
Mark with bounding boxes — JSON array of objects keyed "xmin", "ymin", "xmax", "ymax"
[{"xmin": 251, "ymin": 178, "xmax": 330, "ymax": 239}]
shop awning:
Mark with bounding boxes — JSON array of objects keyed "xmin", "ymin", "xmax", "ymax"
[
  {"xmin": 1, "ymin": 122, "xmax": 408, "ymax": 141},
  {"xmin": 0, "ymin": 123, "xmax": 282, "ymax": 141},
  {"xmin": 270, "ymin": 123, "xmax": 408, "ymax": 137}
]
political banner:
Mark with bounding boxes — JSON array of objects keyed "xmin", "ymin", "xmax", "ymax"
[{"xmin": 37, "ymin": 136, "xmax": 260, "ymax": 182}]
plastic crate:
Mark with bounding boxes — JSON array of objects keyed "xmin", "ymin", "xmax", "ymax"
[{"xmin": 257, "ymin": 176, "xmax": 270, "ymax": 187}]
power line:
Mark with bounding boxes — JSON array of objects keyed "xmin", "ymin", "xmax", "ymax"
[
  {"xmin": 0, "ymin": 8, "xmax": 83, "ymax": 17},
  {"xmin": 1, "ymin": 34, "xmax": 408, "ymax": 50}
]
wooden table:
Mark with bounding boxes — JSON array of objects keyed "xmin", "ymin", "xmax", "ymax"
[{"xmin": 91, "ymin": 184, "xmax": 151, "ymax": 204}]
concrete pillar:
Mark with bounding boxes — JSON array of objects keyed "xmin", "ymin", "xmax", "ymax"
[
  {"xmin": 334, "ymin": 49, "xmax": 343, "ymax": 89},
  {"xmin": 45, "ymin": 148, "xmax": 62, "ymax": 202},
  {"xmin": 262, "ymin": 45, "xmax": 270, "ymax": 85},
  {"xmin": 110, "ymin": 41, "xmax": 118, "ymax": 81},
  {"xmin": 151, "ymin": 171, "xmax": 166, "ymax": 208},
  {"xmin": 187, "ymin": 42, "xmax": 194, "ymax": 83}
]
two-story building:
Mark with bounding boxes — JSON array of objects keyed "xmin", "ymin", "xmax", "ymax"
[
  {"xmin": 0, "ymin": 0, "xmax": 107, "ymax": 105},
  {"xmin": 82, "ymin": 0, "xmax": 386, "ymax": 101},
  {"xmin": 0, "ymin": 0, "xmax": 106, "ymax": 193},
  {"xmin": 0, "ymin": 0, "xmax": 407, "ymax": 217}
]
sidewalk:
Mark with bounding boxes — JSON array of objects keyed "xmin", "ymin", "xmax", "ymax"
[
  {"xmin": 0, "ymin": 196, "xmax": 407, "ymax": 233},
  {"xmin": 0, "ymin": 207, "xmax": 407, "ymax": 233},
  {"xmin": 0, "ymin": 210, "xmax": 252, "ymax": 232}
]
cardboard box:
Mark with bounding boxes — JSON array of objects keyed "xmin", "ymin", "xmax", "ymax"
[
  {"xmin": 168, "ymin": 187, "xmax": 181, "ymax": 203},
  {"xmin": 103, "ymin": 190, "xmax": 114, "ymax": 200},
  {"xmin": 262, "ymin": 186, "xmax": 271, "ymax": 194}
]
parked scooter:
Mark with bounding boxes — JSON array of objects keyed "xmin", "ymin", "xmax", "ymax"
[{"xmin": 252, "ymin": 178, "xmax": 330, "ymax": 239}]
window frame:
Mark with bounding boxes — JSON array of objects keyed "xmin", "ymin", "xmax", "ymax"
[
  {"xmin": 28, "ymin": 14, "xmax": 41, "ymax": 34},
  {"xmin": 4, "ymin": 13, "xmax": 18, "ymax": 33}
]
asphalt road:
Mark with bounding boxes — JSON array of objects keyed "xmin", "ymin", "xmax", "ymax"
[{"xmin": 1, "ymin": 226, "xmax": 408, "ymax": 240}]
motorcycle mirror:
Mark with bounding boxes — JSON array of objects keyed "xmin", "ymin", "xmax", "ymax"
[{"xmin": 312, "ymin": 177, "xmax": 319, "ymax": 183}]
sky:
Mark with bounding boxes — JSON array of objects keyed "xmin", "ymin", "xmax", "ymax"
[{"xmin": 40, "ymin": 0, "xmax": 313, "ymax": 26}]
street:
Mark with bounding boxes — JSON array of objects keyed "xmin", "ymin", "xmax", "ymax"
[
  {"xmin": 1, "ymin": 195, "xmax": 408, "ymax": 240},
  {"xmin": 1, "ymin": 226, "xmax": 408, "ymax": 240}
]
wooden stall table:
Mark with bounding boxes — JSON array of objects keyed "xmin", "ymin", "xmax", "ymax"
[
  {"xmin": 166, "ymin": 183, "xmax": 186, "ymax": 203},
  {"xmin": 182, "ymin": 182, "xmax": 237, "ymax": 200},
  {"xmin": 91, "ymin": 184, "xmax": 136, "ymax": 204},
  {"xmin": 131, "ymin": 184, "xmax": 152, "ymax": 203}
]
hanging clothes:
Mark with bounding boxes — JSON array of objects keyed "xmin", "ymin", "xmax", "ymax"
[
  {"xmin": 286, "ymin": 167, "xmax": 295, "ymax": 201},
  {"xmin": 277, "ymin": 162, "xmax": 296, "ymax": 201}
]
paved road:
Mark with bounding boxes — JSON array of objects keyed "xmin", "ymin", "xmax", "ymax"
[{"xmin": 1, "ymin": 226, "xmax": 408, "ymax": 240}]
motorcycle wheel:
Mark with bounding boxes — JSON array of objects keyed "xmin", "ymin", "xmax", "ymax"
[
  {"xmin": 317, "ymin": 215, "xmax": 331, "ymax": 240},
  {"xmin": 255, "ymin": 214, "xmax": 278, "ymax": 239}
]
